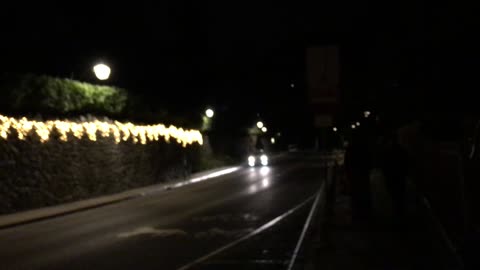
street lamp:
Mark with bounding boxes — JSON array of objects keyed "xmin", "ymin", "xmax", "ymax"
[
  {"xmin": 262, "ymin": 127, "xmax": 267, "ymax": 133},
  {"xmin": 356, "ymin": 122, "xmax": 360, "ymax": 127},
  {"xmin": 333, "ymin": 127, "xmax": 338, "ymax": 132},
  {"xmin": 205, "ymin": 108, "xmax": 214, "ymax": 118},
  {"xmin": 93, "ymin": 63, "xmax": 111, "ymax": 80},
  {"xmin": 271, "ymin": 137, "xmax": 276, "ymax": 144},
  {"xmin": 256, "ymin": 121, "xmax": 264, "ymax": 129},
  {"xmin": 364, "ymin": 111, "xmax": 371, "ymax": 118},
  {"xmin": 351, "ymin": 124, "xmax": 356, "ymax": 129}
]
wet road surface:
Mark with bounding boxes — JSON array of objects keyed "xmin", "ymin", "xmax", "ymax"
[{"xmin": 0, "ymin": 154, "xmax": 325, "ymax": 270}]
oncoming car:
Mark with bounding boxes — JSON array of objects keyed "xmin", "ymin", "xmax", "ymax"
[{"xmin": 247, "ymin": 152, "xmax": 269, "ymax": 167}]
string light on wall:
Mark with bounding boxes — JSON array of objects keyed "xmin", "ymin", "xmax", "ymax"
[{"xmin": 0, "ymin": 114, "xmax": 203, "ymax": 147}]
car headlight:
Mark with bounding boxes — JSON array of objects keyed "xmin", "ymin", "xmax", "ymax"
[
  {"xmin": 260, "ymin": 154, "xmax": 268, "ymax": 166},
  {"xmin": 248, "ymin": 156, "xmax": 256, "ymax": 166}
]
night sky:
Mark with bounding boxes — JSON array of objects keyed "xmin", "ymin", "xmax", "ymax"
[{"xmin": 0, "ymin": 2, "xmax": 476, "ymax": 136}]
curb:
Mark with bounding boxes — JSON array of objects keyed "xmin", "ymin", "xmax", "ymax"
[{"xmin": 0, "ymin": 196, "xmax": 136, "ymax": 230}]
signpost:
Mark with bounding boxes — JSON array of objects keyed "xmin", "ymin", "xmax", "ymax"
[{"xmin": 306, "ymin": 46, "xmax": 340, "ymax": 150}]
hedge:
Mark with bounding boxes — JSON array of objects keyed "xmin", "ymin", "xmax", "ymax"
[{"xmin": 0, "ymin": 74, "xmax": 127, "ymax": 116}]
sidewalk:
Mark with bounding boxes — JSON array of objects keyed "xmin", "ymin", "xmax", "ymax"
[
  {"xmin": 0, "ymin": 166, "xmax": 240, "ymax": 229},
  {"xmin": 304, "ymin": 170, "xmax": 458, "ymax": 270}
]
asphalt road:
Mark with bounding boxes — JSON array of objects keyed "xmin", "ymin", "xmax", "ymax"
[{"xmin": 0, "ymin": 154, "xmax": 325, "ymax": 270}]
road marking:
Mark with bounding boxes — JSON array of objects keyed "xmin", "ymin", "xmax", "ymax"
[
  {"xmin": 287, "ymin": 184, "xmax": 324, "ymax": 270},
  {"xmin": 176, "ymin": 190, "xmax": 321, "ymax": 270}
]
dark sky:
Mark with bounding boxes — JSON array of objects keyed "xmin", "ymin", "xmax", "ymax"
[{"xmin": 0, "ymin": 2, "xmax": 475, "ymax": 132}]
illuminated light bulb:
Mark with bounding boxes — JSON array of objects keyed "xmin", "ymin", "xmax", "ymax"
[
  {"xmin": 138, "ymin": 126, "xmax": 147, "ymax": 145},
  {"xmin": 83, "ymin": 122, "xmax": 97, "ymax": 141},
  {"xmin": 70, "ymin": 123, "xmax": 84, "ymax": 139},
  {"xmin": 93, "ymin": 63, "xmax": 111, "ymax": 80},
  {"xmin": 0, "ymin": 114, "xmax": 203, "ymax": 146},
  {"xmin": 54, "ymin": 120, "xmax": 70, "ymax": 141},
  {"xmin": 205, "ymin": 108, "xmax": 214, "ymax": 118},
  {"xmin": 19, "ymin": 118, "xmax": 33, "ymax": 140},
  {"xmin": 127, "ymin": 123, "xmax": 139, "ymax": 144},
  {"xmin": 146, "ymin": 126, "xmax": 155, "ymax": 141},
  {"xmin": 96, "ymin": 121, "xmax": 110, "ymax": 138},
  {"xmin": 116, "ymin": 121, "xmax": 131, "ymax": 142},
  {"xmin": 0, "ymin": 117, "xmax": 10, "ymax": 139},
  {"xmin": 110, "ymin": 125, "xmax": 121, "ymax": 143},
  {"xmin": 0, "ymin": 116, "xmax": 10, "ymax": 139},
  {"xmin": 32, "ymin": 122, "xmax": 52, "ymax": 143}
]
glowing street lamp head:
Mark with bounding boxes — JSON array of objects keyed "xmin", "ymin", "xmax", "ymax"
[
  {"xmin": 93, "ymin": 63, "xmax": 111, "ymax": 80},
  {"xmin": 356, "ymin": 122, "xmax": 361, "ymax": 127},
  {"xmin": 333, "ymin": 127, "xmax": 338, "ymax": 132},
  {"xmin": 205, "ymin": 108, "xmax": 214, "ymax": 118},
  {"xmin": 256, "ymin": 121, "xmax": 264, "ymax": 129},
  {"xmin": 262, "ymin": 127, "xmax": 267, "ymax": 133}
]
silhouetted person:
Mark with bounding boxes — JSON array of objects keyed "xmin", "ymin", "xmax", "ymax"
[
  {"xmin": 382, "ymin": 132, "xmax": 408, "ymax": 221},
  {"xmin": 344, "ymin": 129, "xmax": 373, "ymax": 223}
]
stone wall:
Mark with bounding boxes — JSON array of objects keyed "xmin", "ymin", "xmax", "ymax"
[{"xmin": 0, "ymin": 136, "xmax": 194, "ymax": 214}]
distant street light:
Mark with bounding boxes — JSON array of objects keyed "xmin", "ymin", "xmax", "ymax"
[
  {"xmin": 271, "ymin": 137, "xmax": 276, "ymax": 144},
  {"xmin": 351, "ymin": 124, "xmax": 356, "ymax": 129},
  {"xmin": 364, "ymin": 111, "xmax": 371, "ymax": 118},
  {"xmin": 356, "ymin": 122, "xmax": 360, "ymax": 127},
  {"xmin": 290, "ymin": 83, "xmax": 295, "ymax": 88},
  {"xmin": 333, "ymin": 127, "xmax": 338, "ymax": 132},
  {"xmin": 205, "ymin": 108, "xmax": 214, "ymax": 118},
  {"xmin": 262, "ymin": 127, "xmax": 267, "ymax": 133},
  {"xmin": 256, "ymin": 121, "xmax": 264, "ymax": 129},
  {"xmin": 93, "ymin": 63, "xmax": 111, "ymax": 80}
]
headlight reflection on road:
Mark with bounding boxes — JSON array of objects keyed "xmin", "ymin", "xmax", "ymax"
[
  {"xmin": 260, "ymin": 166, "xmax": 270, "ymax": 176},
  {"xmin": 248, "ymin": 167, "xmax": 258, "ymax": 181},
  {"xmin": 246, "ymin": 166, "xmax": 272, "ymax": 194},
  {"xmin": 262, "ymin": 178, "xmax": 270, "ymax": 188},
  {"xmin": 248, "ymin": 177, "xmax": 271, "ymax": 194},
  {"xmin": 247, "ymin": 166, "xmax": 272, "ymax": 194}
]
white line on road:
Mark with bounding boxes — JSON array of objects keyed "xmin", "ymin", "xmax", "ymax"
[
  {"xmin": 287, "ymin": 184, "xmax": 324, "ymax": 270},
  {"xmin": 176, "ymin": 191, "xmax": 321, "ymax": 270}
]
